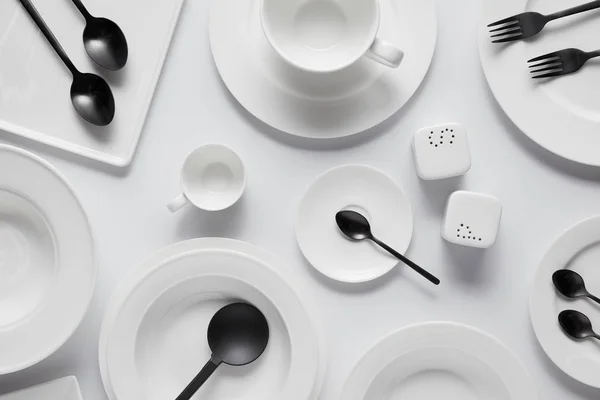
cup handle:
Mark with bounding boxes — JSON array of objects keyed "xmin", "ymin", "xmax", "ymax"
[
  {"xmin": 167, "ymin": 194, "xmax": 189, "ymax": 213},
  {"xmin": 366, "ymin": 38, "xmax": 404, "ymax": 68}
]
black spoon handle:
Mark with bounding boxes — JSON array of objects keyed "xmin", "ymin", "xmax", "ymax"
[
  {"xmin": 548, "ymin": 0, "xmax": 600, "ymax": 21},
  {"xmin": 371, "ymin": 236, "xmax": 440, "ymax": 286},
  {"xmin": 18, "ymin": 0, "xmax": 78, "ymax": 75},
  {"xmin": 588, "ymin": 294, "xmax": 600, "ymax": 305},
  {"xmin": 71, "ymin": 0, "xmax": 92, "ymax": 20},
  {"xmin": 175, "ymin": 358, "xmax": 220, "ymax": 400}
]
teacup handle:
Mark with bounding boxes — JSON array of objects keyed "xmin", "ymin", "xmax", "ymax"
[
  {"xmin": 366, "ymin": 38, "xmax": 404, "ymax": 68},
  {"xmin": 168, "ymin": 194, "xmax": 189, "ymax": 213}
]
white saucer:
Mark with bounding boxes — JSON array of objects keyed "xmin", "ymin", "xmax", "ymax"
[
  {"xmin": 0, "ymin": 145, "xmax": 95, "ymax": 374},
  {"xmin": 530, "ymin": 215, "xmax": 600, "ymax": 388},
  {"xmin": 296, "ymin": 165, "xmax": 413, "ymax": 283},
  {"xmin": 209, "ymin": 0, "xmax": 437, "ymax": 138},
  {"xmin": 479, "ymin": 0, "xmax": 600, "ymax": 166},
  {"xmin": 99, "ymin": 238, "xmax": 326, "ymax": 400},
  {"xmin": 0, "ymin": 376, "xmax": 82, "ymax": 400},
  {"xmin": 342, "ymin": 322, "xmax": 538, "ymax": 400}
]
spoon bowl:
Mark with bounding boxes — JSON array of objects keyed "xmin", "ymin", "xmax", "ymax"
[
  {"xmin": 83, "ymin": 17, "xmax": 128, "ymax": 71},
  {"xmin": 175, "ymin": 302, "xmax": 270, "ymax": 400},
  {"xmin": 70, "ymin": 73, "xmax": 115, "ymax": 126},
  {"xmin": 552, "ymin": 269, "xmax": 600, "ymax": 305},
  {"xmin": 558, "ymin": 310, "xmax": 600, "ymax": 341}
]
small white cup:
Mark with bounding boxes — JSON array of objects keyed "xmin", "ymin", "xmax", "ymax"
[
  {"xmin": 168, "ymin": 144, "xmax": 246, "ymax": 213},
  {"xmin": 260, "ymin": 0, "xmax": 404, "ymax": 73}
]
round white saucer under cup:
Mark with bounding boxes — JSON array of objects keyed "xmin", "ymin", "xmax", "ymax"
[
  {"xmin": 342, "ymin": 322, "xmax": 538, "ymax": 400},
  {"xmin": 209, "ymin": 0, "xmax": 437, "ymax": 138},
  {"xmin": 530, "ymin": 215, "xmax": 600, "ymax": 388},
  {"xmin": 296, "ymin": 165, "xmax": 413, "ymax": 283},
  {"xmin": 99, "ymin": 238, "xmax": 326, "ymax": 400},
  {"xmin": 0, "ymin": 145, "xmax": 95, "ymax": 374},
  {"xmin": 479, "ymin": 0, "xmax": 600, "ymax": 166}
]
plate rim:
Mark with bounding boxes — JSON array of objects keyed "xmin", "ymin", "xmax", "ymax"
[
  {"xmin": 295, "ymin": 164, "xmax": 414, "ymax": 283},
  {"xmin": 98, "ymin": 238, "xmax": 326, "ymax": 400},
  {"xmin": 0, "ymin": 145, "xmax": 96, "ymax": 375},
  {"xmin": 341, "ymin": 321, "xmax": 538, "ymax": 399},
  {"xmin": 529, "ymin": 214, "xmax": 600, "ymax": 388}
]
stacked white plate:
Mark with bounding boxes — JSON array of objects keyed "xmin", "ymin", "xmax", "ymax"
[{"xmin": 99, "ymin": 238, "xmax": 326, "ymax": 400}]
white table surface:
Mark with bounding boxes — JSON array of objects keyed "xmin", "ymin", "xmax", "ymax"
[{"xmin": 2, "ymin": 0, "xmax": 600, "ymax": 399}]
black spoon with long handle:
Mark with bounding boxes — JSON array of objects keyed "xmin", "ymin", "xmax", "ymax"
[
  {"xmin": 552, "ymin": 270, "xmax": 600, "ymax": 305},
  {"xmin": 19, "ymin": 0, "xmax": 115, "ymax": 126},
  {"xmin": 175, "ymin": 303, "xmax": 270, "ymax": 400},
  {"xmin": 559, "ymin": 310, "xmax": 600, "ymax": 341},
  {"xmin": 335, "ymin": 210, "xmax": 440, "ymax": 286},
  {"xmin": 70, "ymin": 0, "xmax": 128, "ymax": 70}
]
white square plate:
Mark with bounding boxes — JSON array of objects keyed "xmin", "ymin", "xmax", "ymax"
[
  {"xmin": 0, "ymin": 0, "xmax": 184, "ymax": 167},
  {"xmin": 0, "ymin": 376, "xmax": 82, "ymax": 400}
]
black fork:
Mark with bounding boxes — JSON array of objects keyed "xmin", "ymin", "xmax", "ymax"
[{"xmin": 528, "ymin": 48, "xmax": 600, "ymax": 79}]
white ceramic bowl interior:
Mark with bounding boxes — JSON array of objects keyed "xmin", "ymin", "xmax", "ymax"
[
  {"xmin": 261, "ymin": 0, "xmax": 380, "ymax": 72},
  {"xmin": 182, "ymin": 145, "xmax": 246, "ymax": 211},
  {"xmin": 0, "ymin": 190, "xmax": 56, "ymax": 328}
]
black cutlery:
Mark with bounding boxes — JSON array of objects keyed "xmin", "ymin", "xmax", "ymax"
[
  {"xmin": 19, "ymin": 0, "xmax": 115, "ymax": 126},
  {"xmin": 175, "ymin": 303, "xmax": 270, "ymax": 400},
  {"xmin": 488, "ymin": 0, "xmax": 600, "ymax": 43},
  {"xmin": 335, "ymin": 210, "xmax": 440, "ymax": 286},
  {"xmin": 70, "ymin": 0, "xmax": 128, "ymax": 70},
  {"xmin": 528, "ymin": 48, "xmax": 600, "ymax": 79},
  {"xmin": 552, "ymin": 270, "xmax": 600, "ymax": 304},
  {"xmin": 559, "ymin": 310, "xmax": 600, "ymax": 341}
]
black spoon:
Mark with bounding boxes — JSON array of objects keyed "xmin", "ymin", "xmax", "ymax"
[
  {"xmin": 19, "ymin": 0, "xmax": 115, "ymax": 126},
  {"xmin": 71, "ymin": 0, "xmax": 128, "ymax": 71},
  {"xmin": 175, "ymin": 303, "xmax": 270, "ymax": 400},
  {"xmin": 553, "ymin": 270, "xmax": 600, "ymax": 305},
  {"xmin": 335, "ymin": 210, "xmax": 440, "ymax": 286},
  {"xmin": 558, "ymin": 310, "xmax": 600, "ymax": 341}
]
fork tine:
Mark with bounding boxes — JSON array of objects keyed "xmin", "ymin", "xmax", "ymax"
[
  {"xmin": 528, "ymin": 59, "xmax": 561, "ymax": 69},
  {"xmin": 490, "ymin": 26, "xmax": 521, "ymax": 38},
  {"xmin": 528, "ymin": 52, "xmax": 560, "ymax": 63},
  {"xmin": 489, "ymin": 21, "xmax": 519, "ymax": 33},
  {"xmin": 532, "ymin": 70, "xmax": 565, "ymax": 79},
  {"xmin": 530, "ymin": 65, "xmax": 562, "ymax": 74},
  {"xmin": 492, "ymin": 33, "xmax": 523, "ymax": 43},
  {"xmin": 488, "ymin": 16, "xmax": 518, "ymax": 27}
]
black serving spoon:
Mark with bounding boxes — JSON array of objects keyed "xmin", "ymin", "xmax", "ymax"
[
  {"xmin": 19, "ymin": 0, "xmax": 115, "ymax": 126},
  {"xmin": 553, "ymin": 270, "xmax": 600, "ymax": 305},
  {"xmin": 559, "ymin": 310, "xmax": 600, "ymax": 341},
  {"xmin": 175, "ymin": 303, "xmax": 270, "ymax": 400},
  {"xmin": 71, "ymin": 0, "xmax": 128, "ymax": 70},
  {"xmin": 336, "ymin": 210, "xmax": 440, "ymax": 286}
]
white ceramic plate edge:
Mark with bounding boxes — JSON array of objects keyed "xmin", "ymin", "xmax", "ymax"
[
  {"xmin": 98, "ymin": 238, "xmax": 326, "ymax": 400},
  {"xmin": 0, "ymin": 376, "xmax": 81, "ymax": 399},
  {"xmin": 0, "ymin": 145, "xmax": 97, "ymax": 375}
]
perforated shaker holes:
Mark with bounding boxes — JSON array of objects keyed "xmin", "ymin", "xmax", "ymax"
[
  {"xmin": 413, "ymin": 123, "xmax": 471, "ymax": 180},
  {"xmin": 442, "ymin": 191, "xmax": 502, "ymax": 249}
]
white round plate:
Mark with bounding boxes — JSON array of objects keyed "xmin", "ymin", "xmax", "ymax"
[
  {"xmin": 209, "ymin": 0, "xmax": 437, "ymax": 138},
  {"xmin": 342, "ymin": 322, "xmax": 538, "ymax": 400},
  {"xmin": 479, "ymin": 0, "xmax": 600, "ymax": 166},
  {"xmin": 530, "ymin": 215, "xmax": 600, "ymax": 388},
  {"xmin": 296, "ymin": 165, "xmax": 413, "ymax": 283},
  {"xmin": 99, "ymin": 238, "xmax": 325, "ymax": 400},
  {"xmin": 0, "ymin": 145, "xmax": 95, "ymax": 374}
]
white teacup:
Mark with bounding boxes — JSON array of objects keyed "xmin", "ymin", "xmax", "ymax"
[
  {"xmin": 168, "ymin": 144, "xmax": 246, "ymax": 212},
  {"xmin": 260, "ymin": 0, "xmax": 404, "ymax": 73}
]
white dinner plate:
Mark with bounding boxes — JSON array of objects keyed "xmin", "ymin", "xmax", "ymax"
[
  {"xmin": 209, "ymin": 0, "xmax": 437, "ymax": 138},
  {"xmin": 530, "ymin": 215, "xmax": 600, "ymax": 388},
  {"xmin": 0, "ymin": 145, "xmax": 95, "ymax": 374},
  {"xmin": 99, "ymin": 238, "xmax": 325, "ymax": 400},
  {"xmin": 479, "ymin": 0, "xmax": 600, "ymax": 166},
  {"xmin": 0, "ymin": 376, "xmax": 82, "ymax": 400},
  {"xmin": 0, "ymin": 0, "xmax": 184, "ymax": 167},
  {"xmin": 296, "ymin": 165, "xmax": 413, "ymax": 283},
  {"xmin": 342, "ymin": 322, "xmax": 538, "ymax": 400}
]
